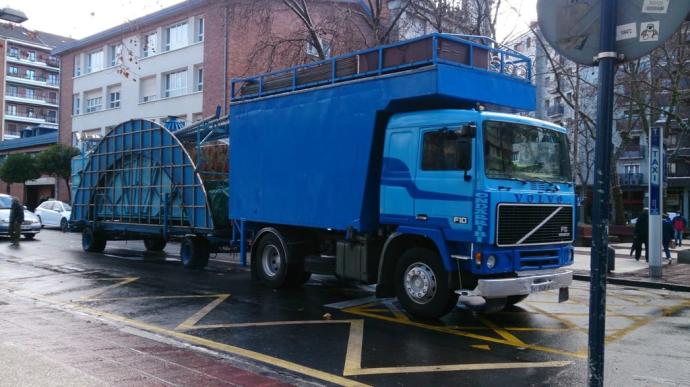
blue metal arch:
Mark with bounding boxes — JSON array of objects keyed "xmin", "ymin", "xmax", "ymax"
[{"xmin": 72, "ymin": 119, "xmax": 215, "ymax": 232}]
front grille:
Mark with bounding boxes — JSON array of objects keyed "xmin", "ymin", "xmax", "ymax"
[
  {"xmin": 496, "ymin": 204, "xmax": 573, "ymax": 246},
  {"xmin": 518, "ymin": 249, "xmax": 560, "ymax": 269}
]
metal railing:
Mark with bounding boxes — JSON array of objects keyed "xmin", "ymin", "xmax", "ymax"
[
  {"xmin": 618, "ymin": 173, "xmax": 644, "ymax": 185},
  {"xmin": 6, "ymin": 72, "xmax": 59, "ymax": 85},
  {"xmin": 231, "ymin": 33, "xmax": 532, "ymax": 101},
  {"xmin": 620, "ymin": 145, "xmax": 646, "ymax": 159},
  {"xmin": 5, "ymin": 110, "xmax": 56, "ymax": 122},
  {"xmin": 5, "ymin": 89, "xmax": 58, "ymax": 105},
  {"xmin": 547, "ymin": 104, "xmax": 565, "ymax": 117}
]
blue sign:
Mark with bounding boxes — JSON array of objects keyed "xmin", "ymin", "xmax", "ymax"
[{"xmin": 649, "ymin": 127, "xmax": 661, "ymax": 215}]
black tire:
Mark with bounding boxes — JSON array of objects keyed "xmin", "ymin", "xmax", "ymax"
[
  {"xmin": 394, "ymin": 247, "xmax": 459, "ymax": 319},
  {"xmin": 23, "ymin": 233, "xmax": 36, "ymax": 240},
  {"xmin": 60, "ymin": 218, "xmax": 68, "ymax": 232},
  {"xmin": 144, "ymin": 238, "xmax": 167, "ymax": 251},
  {"xmin": 82, "ymin": 228, "xmax": 106, "ymax": 253},
  {"xmin": 506, "ymin": 294, "xmax": 529, "ymax": 307},
  {"xmin": 253, "ymin": 232, "xmax": 309, "ymax": 288},
  {"xmin": 180, "ymin": 236, "xmax": 209, "ymax": 269}
]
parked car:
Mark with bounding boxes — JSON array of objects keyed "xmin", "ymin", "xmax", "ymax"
[
  {"xmin": 34, "ymin": 200, "xmax": 71, "ymax": 231},
  {"xmin": 0, "ymin": 194, "xmax": 41, "ymax": 239}
]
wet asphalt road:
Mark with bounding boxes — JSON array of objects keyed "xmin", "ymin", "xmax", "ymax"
[{"xmin": 1, "ymin": 229, "xmax": 689, "ymax": 386}]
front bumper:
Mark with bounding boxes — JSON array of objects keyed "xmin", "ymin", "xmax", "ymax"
[
  {"xmin": 0, "ymin": 223, "xmax": 41, "ymax": 234},
  {"xmin": 457, "ymin": 269, "xmax": 572, "ymax": 299}
]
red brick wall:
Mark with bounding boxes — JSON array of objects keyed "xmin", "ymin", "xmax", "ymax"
[
  {"xmin": 58, "ymin": 51, "xmax": 73, "ymax": 146},
  {"xmin": 0, "ymin": 38, "xmax": 6, "ymax": 140}
]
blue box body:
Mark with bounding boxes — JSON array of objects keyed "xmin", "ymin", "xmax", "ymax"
[{"xmin": 230, "ymin": 60, "xmax": 536, "ymax": 232}]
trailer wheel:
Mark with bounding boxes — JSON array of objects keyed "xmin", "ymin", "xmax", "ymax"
[
  {"xmin": 82, "ymin": 228, "xmax": 106, "ymax": 253},
  {"xmin": 180, "ymin": 236, "xmax": 209, "ymax": 269},
  {"xmin": 255, "ymin": 233, "xmax": 289, "ymax": 287},
  {"xmin": 144, "ymin": 238, "xmax": 167, "ymax": 251},
  {"xmin": 395, "ymin": 248, "xmax": 458, "ymax": 319}
]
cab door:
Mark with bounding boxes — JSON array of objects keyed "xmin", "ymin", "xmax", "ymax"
[
  {"xmin": 413, "ymin": 126, "xmax": 475, "ymax": 240},
  {"xmin": 380, "ymin": 128, "xmax": 419, "ymax": 223}
]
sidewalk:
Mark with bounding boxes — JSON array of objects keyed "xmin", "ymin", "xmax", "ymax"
[
  {"xmin": 0, "ymin": 291, "xmax": 295, "ymax": 387},
  {"xmin": 571, "ymin": 241, "xmax": 690, "ymax": 291}
]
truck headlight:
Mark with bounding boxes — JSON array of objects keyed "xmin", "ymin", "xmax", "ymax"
[
  {"xmin": 486, "ymin": 254, "xmax": 497, "ymax": 269},
  {"xmin": 31, "ymin": 219, "xmax": 40, "ymax": 224}
]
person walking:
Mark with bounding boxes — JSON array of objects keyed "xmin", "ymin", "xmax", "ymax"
[
  {"xmin": 634, "ymin": 208, "xmax": 649, "ymax": 262},
  {"xmin": 9, "ymin": 196, "xmax": 23, "ymax": 246},
  {"xmin": 663, "ymin": 214, "xmax": 674, "ymax": 263},
  {"xmin": 672, "ymin": 212, "xmax": 686, "ymax": 246}
]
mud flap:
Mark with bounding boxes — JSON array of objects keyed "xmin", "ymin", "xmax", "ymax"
[{"xmin": 559, "ymin": 287, "xmax": 569, "ymax": 303}]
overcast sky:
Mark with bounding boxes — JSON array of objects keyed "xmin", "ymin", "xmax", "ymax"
[{"xmin": 5, "ymin": 0, "xmax": 536, "ymax": 42}]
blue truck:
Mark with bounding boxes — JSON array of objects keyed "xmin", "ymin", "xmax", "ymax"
[{"xmin": 72, "ymin": 34, "xmax": 574, "ymax": 318}]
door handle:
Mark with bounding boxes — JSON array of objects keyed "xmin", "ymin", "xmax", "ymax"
[{"xmin": 416, "ymin": 214, "xmax": 428, "ymax": 221}]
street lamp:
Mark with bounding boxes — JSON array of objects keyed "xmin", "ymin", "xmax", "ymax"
[{"xmin": 0, "ymin": 7, "xmax": 27, "ymax": 23}]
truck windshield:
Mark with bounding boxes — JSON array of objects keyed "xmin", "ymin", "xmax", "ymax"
[{"xmin": 483, "ymin": 120, "xmax": 571, "ymax": 183}]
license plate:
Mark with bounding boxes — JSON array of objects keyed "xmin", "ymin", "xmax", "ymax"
[{"xmin": 531, "ymin": 281, "xmax": 556, "ymax": 293}]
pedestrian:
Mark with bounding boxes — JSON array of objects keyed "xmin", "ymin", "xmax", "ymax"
[
  {"xmin": 634, "ymin": 208, "xmax": 649, "ymax": 262},
  {"xmin": 672, "ymin": 212, "xmax": 686, "ymax": 246},
  {"xmin": 663, "ymin": 214, "xmax": 674, "ymax": 263},
  {"xmin": 9, "ymin": 196, "xmax": 24, "ymax": 246}
]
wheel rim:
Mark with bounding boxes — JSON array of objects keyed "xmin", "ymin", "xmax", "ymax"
[
  {"xmin": 403, "ymin": 262, "xmax": 438, "ymax": 305},
  {"xmin": 261, "ymin": 244, "xmax": 282, "ymax": 278}
]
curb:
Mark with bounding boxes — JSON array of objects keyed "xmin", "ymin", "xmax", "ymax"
[{"xmin": 573, "ymin": 273, "xmax": 690, "ymax": 293}]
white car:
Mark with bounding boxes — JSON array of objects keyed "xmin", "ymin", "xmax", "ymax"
[
  {"xmin": 34, "ymin": 200, "xmax": 72, "ymax": 231},
  {"xmin": 0, "ymin": 194, "xmax": 41, "ymax": 239}
]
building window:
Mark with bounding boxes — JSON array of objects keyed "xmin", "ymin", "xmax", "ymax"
[
  {"xmin": 26, "ymin": 107, "xmax": 34, "ymax": 118},
  {"xmin": 87, "ymin": 50, "xmax": 104, "ymax": 73},
  {"xmin": 74, "ymin": 55, "xmax": 81, "ymax": 76},
  {"xmin": 25, "ymin": 88, "xmax": 35, "ymax": 99},
  {"xmin": 8, "ymin": 47, "xmax": 18, "ymax": 58},
  {"xmin": 72, "ymin": 95, "xmax": 80, "ymax": 115},
  {"xmin": 195, "ymin": 67, "xmax": 203, "ymax": 91},
  {"xmin": 6, "ymin": 104, "xmax": 16, "ymax": 116},
  {"xmin": 109, "ymin": 43, "xmax": 123, "ymax": 67},
  {"xmin": 47, "ymin": 73, "xmax": 58, "ymax": 85},
  {"xmin": 86, "ymin": 96, "xmax": 102, "ymax": 113},
  {"xmin": 8, "ymin": 66, "xmax": 18, "ymax": 76},
  {"xmin": 48, "ymin": 91, "xmax": 57, "ymax": 104},
  {"xmin": 196, "ymin": 17, "xmax": 204, "ymax": 42},
  {"xmin": 27, "ymin": 50, "xmax": 36, "ymax": 61},
  {"xmin": 165, "ymin": 22, "xmax": 188, "ymax": 51},
  {"xmin": 139, "ymin": 76, "xmax": 156, "ymax": 102},
  {"xmin": 306, "ymin": 39, "xmax": 331, "ymax": 58},
  {"xmin": 109, "ymin": 91, "xmax": 120, "ymax": 108},
  {"xmin": 165, "ymin": 69, "xmax": 187, "ymax": 98},
  {"xmin": 6, "ymin": 85, "xmax": 17, "ymax": 97},
  {"xmin": 144, "ymin": 32, "xmax": 158, "ymax": 57},
  {"xmin": 26, "ymin": 69, "xmax": 35, "ymax": 80},
  {"xmin": 624, "ymin": 164, "xmax": 640, "ymax": 175}
]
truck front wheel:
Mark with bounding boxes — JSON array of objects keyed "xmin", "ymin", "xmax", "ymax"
[
  {"xmin": 144, "ymin": 238, "xmax": 167, "ymax": 251},
  {"xmin": 395, "ymin": 248, "xmax": 458, "ymax": 319},
  {"xmin": 180, "ymin": 236, "xmax": 209, "ymax": 269}
]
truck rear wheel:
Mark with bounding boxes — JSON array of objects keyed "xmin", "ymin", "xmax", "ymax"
[
  {"xmin": 254, "ymin": 233, "xmax": 309, "ymax": 288},
  {"xmin": 144, "ymin": 238, "xmax": 167, "ymax": 251},
  {"xmin": 82, "ymin": 228, "xmax": 106, "ymax": 253},
  {"xmin": 395, "ymin": 248, "xmax": 458, "ymax": 319},
  {"xmin": 180, "ymin": 236, "xmax": 209, "ymax": 269}
]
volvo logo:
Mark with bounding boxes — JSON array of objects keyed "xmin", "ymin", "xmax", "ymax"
[{"xmin": 559, "ymin": 225, "xmax": 570, "ymax": 237}]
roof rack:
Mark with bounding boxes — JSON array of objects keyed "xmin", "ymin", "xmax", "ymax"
[{"xmin": 231, "ymin": 33, "xmax": 532, "ymax": 102}]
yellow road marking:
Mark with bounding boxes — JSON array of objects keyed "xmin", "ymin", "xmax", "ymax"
[
  {"xmin": 472, "ymin": 344, "xmax": 491, "ymax": 351},
  {"xmin": 476, "ymin": 316, "xmax": 526, "ymax": 347},
  {"xmin": 525, "ymin": 303, "xmax": 587, "ymax": 334},
  {"xmin": 79, "ymin": 277, "xmax": 139, "ymax": 300},
  {"xmin": 344, "ymin": 361, "xmax": 573, "ymax": 376},
  {"xmin": 344, "ymin": 320, "xmax": 364, "ymax": 373},
  {"xmin": 344, "ymin": 304, "xmax": 586, "ymax": 359},
  {"xmin": 189, "ymin": 319, "xmax": 354, "ymax": 330},
  {"xmin": 83, "ymin": 294, "xmax": 229, "ymax": 302},
  {"xmin": 383, "ymin": 300, "xmax": 410, "ymax": 322},
  {"xmin": 176, "ymin": 294, "xmax": 230, "ymax": 331}
]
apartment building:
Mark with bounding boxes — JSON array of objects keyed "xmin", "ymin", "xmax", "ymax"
[{"xmin": 0, "ymin": 23, "xmax": 70, "ymax": 140}]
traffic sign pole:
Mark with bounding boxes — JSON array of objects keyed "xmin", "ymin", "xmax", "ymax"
[
  {"xmin": 587, "ymin": 0, "xmax": 617, "ymax": 386},
  {"xmin": 649, "ymin": 126, "xmax": 663, "ymax": 278}
]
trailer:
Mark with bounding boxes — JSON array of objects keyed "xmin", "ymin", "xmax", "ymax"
[{"xmin": 73, "ymin": 33, "xmax": 576, "ymax": 318}]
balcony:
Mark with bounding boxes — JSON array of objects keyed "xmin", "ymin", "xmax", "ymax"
[
  {"xmin": 6, "ymin": 51, "xmax": 60, "ymax": 71},
  {"xmin": 5, "ymin": 89, "xmax": 58, "ymax": 107},
  {"xmin": 547, "ymin": 104, "xmax": 565, "ymax": 117},
  {"xmin": 618, "ymin": 173, "xmax": 645, "ymax": 186},
  {"xmin": 620, "ymin": 145, "xmax": 646, "ymax": 159},
  {"xmin": 6, "ymin": 73, "xmax": 59, "ymax": 88},
  {"xmin": 4, "ymin": 110, "xmax": 57, "ymax": 125}
]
